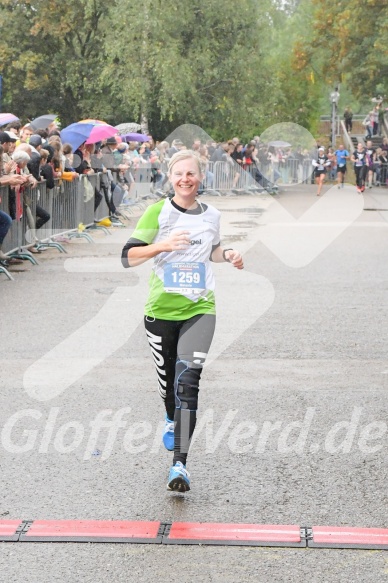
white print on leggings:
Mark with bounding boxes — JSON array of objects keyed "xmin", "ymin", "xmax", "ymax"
[{"xmin": 145, "ymin": 329, "xmax": 167, "ymax": 400}]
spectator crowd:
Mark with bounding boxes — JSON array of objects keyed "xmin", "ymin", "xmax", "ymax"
[{"xmin": 1, "ymin": 113, "xmax": 388, "ymax": 273}]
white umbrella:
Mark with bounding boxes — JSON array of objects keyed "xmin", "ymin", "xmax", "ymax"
[
  {"xmin": 268, "ymin": 140, "xmax": 292, "ymax": 148},
  {"xmin": 115, "ymin": 122, "xmax": 142, "ymax": 135}
]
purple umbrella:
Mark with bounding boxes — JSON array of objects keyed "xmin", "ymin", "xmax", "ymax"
[
  {"xmin": 0, "ymin": 113, "xmax": 20, "ymax": 127},
  {"xmin": 122, "ymin": 132, "xmax": 149, "ymax": 142}
]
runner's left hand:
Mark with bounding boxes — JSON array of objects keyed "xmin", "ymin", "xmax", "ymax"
[{"xmin": 226, "ymin": 250, "xmax": 244, "ymax": 270}]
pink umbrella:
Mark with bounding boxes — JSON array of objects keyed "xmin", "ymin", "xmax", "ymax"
[
  {"xmin": 60, "ymin": 121, "xmax": 118, "ymax": 150},
  {"xmin": 84, "ymin": 124, "xmax": 118, "ymax": 145},
  {"xmin": 0, "ymin": 113, "xmax": 20, "ymax": 127}
]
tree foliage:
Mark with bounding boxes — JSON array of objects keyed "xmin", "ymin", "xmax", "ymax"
[
  {"xmin": 2, "ymin": 0, "xmax": 376, "ymax": 139},
  {"xmin": 302, "ymin": 0, "xmax": 388, "ymax": 100},
  {"xmin": 103, "ymin": 0, "xmax": 278, "ymax": 139},
  {"xmin": 0, "ymin": 0, "xmax": 114, "ymax": 125}
]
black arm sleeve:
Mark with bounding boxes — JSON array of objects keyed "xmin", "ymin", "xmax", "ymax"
[
  {"xmin": 210, "ymin": 242, "xmax": 221, "ymax": 261},
  {"xmin": 121, "ymin": 237, "xmax": 148, "ymax": 268}
]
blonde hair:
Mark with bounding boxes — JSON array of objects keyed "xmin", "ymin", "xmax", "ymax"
[{"xmin": 167, "ymin": 150, "xmax": 204, "ymax": 176}]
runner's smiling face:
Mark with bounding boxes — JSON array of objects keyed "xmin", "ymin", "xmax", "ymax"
[{"xmin": 169, "ymin": 158, "xmax": 203, "ymax": 206}]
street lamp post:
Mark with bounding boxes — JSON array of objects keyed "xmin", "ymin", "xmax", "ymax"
[{"xmin": 330, "ymin": 87, "xmax": 340, "ymax": 148}]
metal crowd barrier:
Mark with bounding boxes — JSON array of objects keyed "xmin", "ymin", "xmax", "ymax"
[
  {"xmin": 374, "ymin": 162, "xmax": 388, "ymax": 186},
  {"xmin": 0, "ymin": 183, "xmax": 39, "ymax": 263},
  {"xmin": 1, "ymin": 173, "xmax": 116, "ymax": 262},
  {"xmin": 211, "ymin": 161, "xmax": 255, "ymax": 194},
  {"xmin": 197, "ymin": 158, "xmax": 317, "ymax": 193},
  {"xmin": 257, "ymin": 159, "xmax": 314, "ymax": 186}
]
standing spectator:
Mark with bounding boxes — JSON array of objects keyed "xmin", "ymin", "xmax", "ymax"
[
  {"xmin": 11, "ymin": 149, "xmax": 42, "ymax": 253},
  {"xmin": 371, "ymin": 106, "xmax": 380, "ymax": 136},
  {"xmin": 0, "ymin": 144, "xmax": 25, "ymax": 265},
  {"xmin": 289, "ymin": 148, "xmax": 300, "ymax": 183},
  {"xmin": 73, "ymin": 142, "xmax": 90, "ymax": 175},
  {"xmin": 379, "ymin": 148, "xmax": 388, "ymax": 185},
  {"xmin": 231, "ymin": 143, "xmax": 244, "ymax": 167},
  {"xmin": 142, "ymin": 141, "xmax": 152, "ymax": 161},
  {"xmin": 157, "ymin": 141, "xmax": 170, "ymax": 163},
  {"xmin": 149, "ymin": 150, "xmax": 166, "ymax": 193},
  {"xmin": 0, "ymin": 131, "xmax": 18, "ymax": 172},
  {"xmin": 210, "ymin": 142, "xmax": 228, "ymax": 163},
  {"xmin": 242, "ymin": 144, "xmax": 255, "ymax": 171},
  {"xmin": 277, "ymin": 148, "xmax": 289, "ymax": 183},
  {"xmin": 5, "ymin": 122, "xmax": 21, "ymax": 137},
  {"xmin": 62, "ymin": 144, "xmax": 79, "ymax": 180},
  {"xmin": 365, "ymin": 140, "xmax": 376, "ymax": 188},
  {"xmin": 191, "ymin": 139, "xmax": 201, "ymax": 152},
  {"xmin": 39, "ymin": 149, "xmax": 56, "ymax": 189},
  {"xmin": 267, "ymin": 146, "xmax": 281, "ymax": 183},
  {"xmin": 373, "ymin": 147, "xmax": 382, "ymax": 186},
  {"xmin": 198, "ymin": 145, "xmax": 214, "ymax": 189},
  {"xmin": 18, "ymin": 125, "xmax": 34, "ymax": 145},
  {"xmin": 257, "ymin": 145, "xmax": 270, "ymax": 177},
  {"xmin": 206, "ymin": 140, "xmax": 216, "ymax": 158},
  {"xmin": 362, "ymin": 112, "xmax": 373, "ymax": 139},
  {"xmin": 343, "ymin": 107, "xmax": 353, "ymax": 133},
  {"xmin": 27, "ymin": 135, "xmax": 43, "ymax": 180},
  {"xmin": 166, "ymin": 139, "xmax": 183, "ymax": 158},
  {"xmin": 101, "ymin": 136, "xmax": 118, "ymax": 169}
]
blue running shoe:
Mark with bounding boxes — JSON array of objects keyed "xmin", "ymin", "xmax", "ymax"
[
  {"xmin": 163, "ymin": 415, "xmax": 174, "ymax": 451},
  {"xmin": 167, "ymin": 461, "xmax": 190, "ymax": 492}
]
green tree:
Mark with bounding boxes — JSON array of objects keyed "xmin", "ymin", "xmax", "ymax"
[
  {"xmin": 103, "ymin": 0, "xmax": 278, "ymax": 139},
  {"xmin": 302, "ymin": 0, "xmax": 388, "ymax": 101},
  {"xmin": 267, "ymin": 0, "xmax": 325, "ymax": 134},
  {"xmin": 0, "ymin": 0, "xmax": 115, "ymax": 125}
]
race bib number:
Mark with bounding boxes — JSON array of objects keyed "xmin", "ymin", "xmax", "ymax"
[
  {"xmin": 317, "ymin": 165, "xmax": 324, "ymax": 171},
  {"xmin": 164, "ymin": 262, "xmax": 206, "ymax": 294}
]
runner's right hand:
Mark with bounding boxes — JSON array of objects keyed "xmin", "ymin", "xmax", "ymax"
[{"xmin": 163, "ymin": 230, "xmax": 190, "ymax": 251}]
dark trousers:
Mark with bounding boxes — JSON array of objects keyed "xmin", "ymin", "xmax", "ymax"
[
  {"xmin": 0, "ymin": 210, "xmax": 12, "ymax": 245},
  {"xmin": 144, "ymin": 313, "xmax": 216, "ymax": 465},
  {"xmin": 36, "ymin": 205, "xmax": 50, "ymax": 230},
  {"xmin": 354, "ymin": 165, "xmax": 367, "ymax": 188}
]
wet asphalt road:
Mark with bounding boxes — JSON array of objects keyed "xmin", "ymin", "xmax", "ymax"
[{"xmin": 0, "ymin": 183, "xmax": 388, "ymax": 582}]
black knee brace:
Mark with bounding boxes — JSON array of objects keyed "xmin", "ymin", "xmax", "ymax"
[
  {"xmin": 175, "ymin": 359, "xmax": 201, "ymax": 387},
  {"xmin": 175, "ymin": 384, "xmax": 199, "ymax": 411}
]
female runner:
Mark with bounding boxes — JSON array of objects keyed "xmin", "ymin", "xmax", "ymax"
[
  {"xmin": 121, "ymin": 150, "xmax": 243, "ymax": 492},
  {"xmin": 312, "ymin": 147, "xmax": 331, "ymax": 196}
]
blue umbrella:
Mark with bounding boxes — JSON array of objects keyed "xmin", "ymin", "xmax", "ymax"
[
  {"xmin": 60, "ymin": 121, "xmax": 117, "ymax": 150},
  {"xmin": 60, "ymin": 123, "xmax": 95, "ymax": 150}
]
